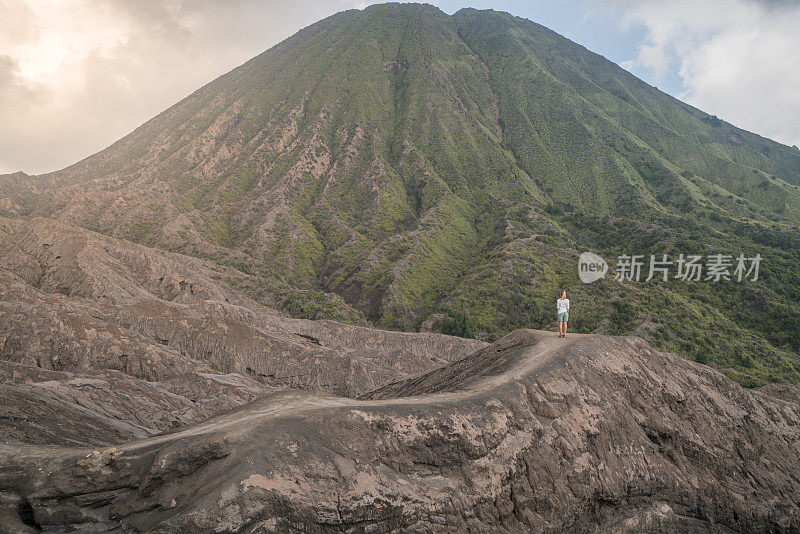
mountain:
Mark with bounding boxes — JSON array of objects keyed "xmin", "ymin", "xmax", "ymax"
[
  {"xmin": 2, "ymin": 4, "xmax": 800, "ymax": 531},
  {"xmin": 1, "ymin": 3, "xmax": 799, "ymax": 387},
  {"xmin": 3, "ymin": 330, "xmax": 799, "ymax": 531}
]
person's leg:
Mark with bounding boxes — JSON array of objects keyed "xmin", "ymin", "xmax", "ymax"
[{"xmin": 563, "ymin": 319, "xmax": 567, "ymax": 337}]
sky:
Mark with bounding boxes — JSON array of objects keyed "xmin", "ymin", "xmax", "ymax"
[{"xmin": 1, "ymin": 0, "xmax": 798, "ymax": 174}]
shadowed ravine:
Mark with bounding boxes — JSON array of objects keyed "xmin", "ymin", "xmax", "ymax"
[{"xmin": 1, "ymin": 329, "xmax": 798, "ymax": 532}]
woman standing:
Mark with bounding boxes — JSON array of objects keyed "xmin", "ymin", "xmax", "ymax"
[{"xmin": 556, "ymin": 290, "xmax": 570, "ymax": 338}]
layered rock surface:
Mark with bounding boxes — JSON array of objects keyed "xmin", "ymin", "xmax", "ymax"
[
  {"xmin": 1, "ymin": 329, "xmax": 798, "ymax": 532},
  {"xmin": 0, "ymin": 217, "xmax": 484, "ymax": 446}
]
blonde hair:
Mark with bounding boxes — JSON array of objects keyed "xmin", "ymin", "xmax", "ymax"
[{"xmin": 560, "ymin": 290, "xmax": 566, "ymax": 298}]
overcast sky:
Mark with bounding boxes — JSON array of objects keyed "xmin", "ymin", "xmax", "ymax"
[{"xmin": 1, "ymin": 0, "xmax": 798, "ymax": 174}]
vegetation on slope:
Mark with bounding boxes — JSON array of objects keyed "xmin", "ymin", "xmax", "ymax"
[{"xmin": 2, "ymin": 3, "xmax": 800, "ymax": 386}]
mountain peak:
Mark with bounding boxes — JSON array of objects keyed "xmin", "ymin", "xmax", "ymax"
[{"xmin": 1, "ymin": 2, "xmax": 798, "ymax": 385}]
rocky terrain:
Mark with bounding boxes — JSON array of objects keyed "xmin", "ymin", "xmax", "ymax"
[
  {"xmin": 0, "ymin": 216, "xmax": 483, "ymax": 446},
  {"xmin": 1, "ymin": 218, "xmax": 798, "ymax": 533},
  {"xmin": 1, "ymin": 329, "xmax": 799, "ymax": 532}
]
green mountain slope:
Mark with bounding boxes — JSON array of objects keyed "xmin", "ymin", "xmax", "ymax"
[{"xmin": 2, "ymin": 3, "xmax": 799, "ymax": 386}]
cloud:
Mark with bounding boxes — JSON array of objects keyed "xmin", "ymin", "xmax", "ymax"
[
  {"xmin": 615, "ymin": 0, "xmax": 800, "ymax": 148},
  {"xmin": 0, "ymin": 54, "xmax": 45, "ymax": 103},
  {"xmin": 0, "ymin": 0, "xmax": 377, "ymax": 174}
]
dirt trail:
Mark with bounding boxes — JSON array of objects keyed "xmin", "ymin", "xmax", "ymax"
[
  {"xmin": 132, "ymin": 331, "xmax": 583, "ymax": 448},
  {"xmin": 3, "ymin": 330, "xmax": 582, "ymax": 457}
]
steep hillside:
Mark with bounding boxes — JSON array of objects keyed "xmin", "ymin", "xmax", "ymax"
[
  {"xmin": 1, "ymin": 4, "xmax": 799, "ymax": 385},
  {"xmin": 2, "ymin": 330, "xmax": 798, "ymax": 532}
]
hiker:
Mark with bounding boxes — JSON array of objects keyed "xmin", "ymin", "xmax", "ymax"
[{"xmin": 556, "ymin": 290, "xmax": 569, "ymax": 338}]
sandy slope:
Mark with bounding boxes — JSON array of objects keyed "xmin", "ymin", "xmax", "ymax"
[{"xmin": 1, "ymin": 329, "xmax": 798, "ymax": 532}]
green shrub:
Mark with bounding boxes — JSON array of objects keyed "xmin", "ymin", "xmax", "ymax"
[{"xmin": 442, "ymin": 307, "xmax": 477, "ymax": 338}]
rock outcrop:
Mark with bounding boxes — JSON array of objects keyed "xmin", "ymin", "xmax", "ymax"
[{"xmin": 1, "ymin": 329, "xmax": 798, "ymax": 532}]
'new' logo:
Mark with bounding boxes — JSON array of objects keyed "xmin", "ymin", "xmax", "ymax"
[{"xmin": 578, "ymin": 252, "xmax": 607, "ymax": 283}]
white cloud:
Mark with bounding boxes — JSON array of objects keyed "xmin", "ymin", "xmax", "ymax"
[
  {"xmin": 617, "ymin": 0, "xmax": 800, "ymax": 147},
  {"xmin": 0, "ymin": 0, "xmax": 377, "ymax": 174}
]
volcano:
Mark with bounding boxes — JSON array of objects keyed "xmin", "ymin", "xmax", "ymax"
[
  {"xmin": 1, "ymin": 3, "xmax": 800, "ymax": 532},
  {"xmin": 2, "ymin": 4, "xmax": 799, "ymax": 386}
]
